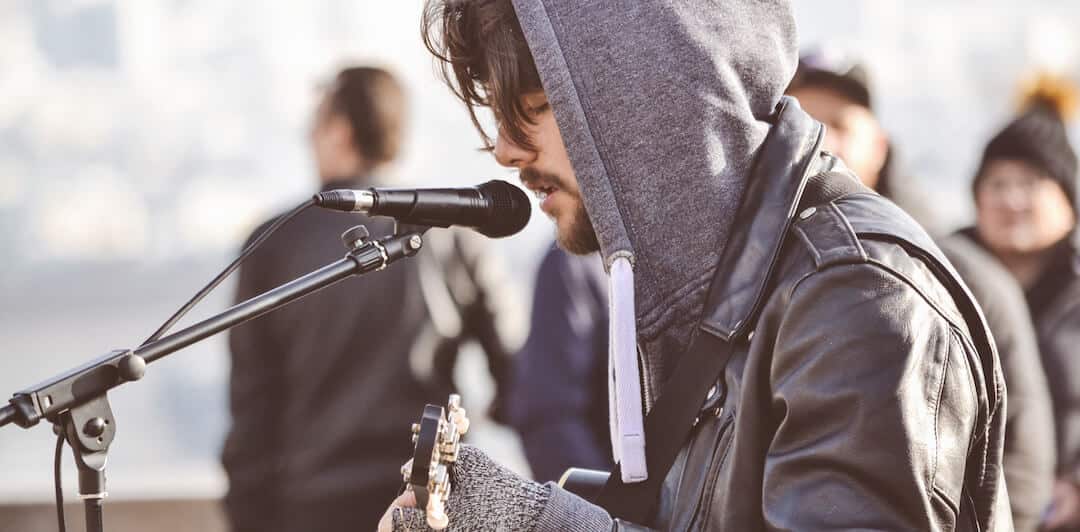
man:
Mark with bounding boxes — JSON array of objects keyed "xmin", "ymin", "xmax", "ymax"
[
  {"xmin": 790, "ymin": 49, "xmax": 1055, "ymax": 532},
  {"xmin": 953, "ymin": 75, "xmax": 1080, "ymax": 531},
  {"xmin": 786, "ymin": 49, "xmax": 942, "ymax": 234},
  {"xmin": 383, "ymin": 1, "xmax": 1009, "ymax": 530},
  {"xmin": 222, "ymin": 66, "xmax": 520, "ymax": 532},
  {"xmin": 509, "ymin": 244, "xmax": 611, "ymax": 482}
]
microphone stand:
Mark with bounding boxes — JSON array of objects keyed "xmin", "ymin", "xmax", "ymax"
[{"xmin": 0, "ymin": 224, "xmax": 426, "ymax": 532}]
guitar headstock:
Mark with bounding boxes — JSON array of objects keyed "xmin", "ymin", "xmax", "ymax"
[{"xmin": 400, "ymin": 394, "xmax": 470, "ymax": 530}]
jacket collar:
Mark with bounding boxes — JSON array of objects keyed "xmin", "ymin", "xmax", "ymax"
[{"xmin": 700, "ymin": 97, "xmax": 825, "ymax": 340}]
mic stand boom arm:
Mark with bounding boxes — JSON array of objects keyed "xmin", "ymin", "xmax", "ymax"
[{"xmin": 0, "ymin": 225, "xmax": 425, "ymax": 532}]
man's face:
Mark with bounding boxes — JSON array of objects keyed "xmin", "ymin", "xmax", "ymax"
[
  {"xmin": 975, "ymin": 159, "xmax": 1076, "ymax": 257},
  {"xmin": 789, "ymin": 85, "xmax": 888, "ymax": 189},
  {"xmin": 493, "ymin": 92, "xmax": 600, "ymax": 254}
]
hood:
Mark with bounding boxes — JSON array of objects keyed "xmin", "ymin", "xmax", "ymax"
[{"xmin": 512, "ymin": 0, "xmax": 798, "ymax": 393}]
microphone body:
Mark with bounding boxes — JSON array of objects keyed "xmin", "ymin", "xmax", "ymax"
[{"xmin": 315, "ymin": 180, "xmax": 531, "ymax": 238}]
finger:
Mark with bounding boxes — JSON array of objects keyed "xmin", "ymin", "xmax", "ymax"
[
  {"xmin": 396, "ymin": 490, "xmax": 418, "ymax": 508},
  {"xmin": 392, "ymin": 507, "xmax": 432, "ymax": 531},
  {"xmin": 377, "ymin": 506, "xmax": 396, "ymax": 532},
  {"xmin": 378, "ymin": 490, "xmax": 420, "ymax": 532}
]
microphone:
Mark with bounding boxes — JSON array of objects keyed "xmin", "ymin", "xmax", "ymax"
[{"xmin": 313, "ymin": 180, "xmax": 532, "ymax": 238}]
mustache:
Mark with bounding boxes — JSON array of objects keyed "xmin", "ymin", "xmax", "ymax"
[{"xmin": 519, "ymin": 167, "xmax": 563, "ymax": 189}]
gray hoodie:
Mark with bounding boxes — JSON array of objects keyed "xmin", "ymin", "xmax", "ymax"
[{"xmin": 511, "ymin": 0, "xmax": 799, "ymax": 406}]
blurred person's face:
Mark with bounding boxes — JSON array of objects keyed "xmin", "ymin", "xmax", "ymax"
[
  {"xmin": 975, "ymin": 159, "xmax": 1075, "ymax": 257},
  {"xmin": 789, "ymin": 85, "xmax": 888, "ymax": 189},
  {"xmin": 309, "ymin": 91, "xmax": 361, "ymax": 180},
  {"xmin": 494, "ymin": 92, "xmax": 598, "ymax": 254}
]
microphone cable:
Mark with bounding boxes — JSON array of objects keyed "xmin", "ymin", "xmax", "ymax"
[
  {"xmin": 54, "ymin": 431, "xmax": 66, "ymax": 532},
  {"xmin": 139, "ymin": 199, "xmax": 315, "ymax": 347}
]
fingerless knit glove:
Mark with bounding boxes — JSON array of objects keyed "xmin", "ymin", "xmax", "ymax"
[{"xmin": 393, "ymin": 445, "xmax": 612, "ymax": 532}]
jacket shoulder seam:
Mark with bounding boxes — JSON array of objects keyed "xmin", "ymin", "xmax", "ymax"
[{"xmin": 787, "ymin": 257, "xmax": 962, "ymax": 335}]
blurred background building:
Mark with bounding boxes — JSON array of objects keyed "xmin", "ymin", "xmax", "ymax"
[{"xmin": 0, "ymin": 1, "xmax": 1079, "ymax": 531}]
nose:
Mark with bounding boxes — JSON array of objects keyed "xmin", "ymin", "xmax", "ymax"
[
  {"xmin": 493, "ymin": 128, "xmax": 534, "ymax": 169},
  {"xmin": 1000, "ymin": 183, "xmax": 1032, "ymax": 212}
]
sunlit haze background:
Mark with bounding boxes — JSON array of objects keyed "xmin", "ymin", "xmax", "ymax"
[{"xmin": 1, "ymin": 0, "xmax": 1079, "ymax": 524}]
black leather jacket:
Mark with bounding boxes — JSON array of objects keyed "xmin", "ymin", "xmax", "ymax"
[{"xmin": 617, "ymin": 103, "xmax": 1011, "ymax": 531}]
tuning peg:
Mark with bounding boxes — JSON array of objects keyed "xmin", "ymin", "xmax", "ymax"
[{"xmin": 450, "ymin": 408, "xmax": 470, "ymax": 435}]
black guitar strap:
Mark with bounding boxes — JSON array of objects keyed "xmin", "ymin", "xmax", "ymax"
[
  {"xmin": 594, "ymin": 171, "xmax": 866, "ymax": 523},
  {"xmin": 594, "ymin": 323, "xmax": 731, "ymax": 523}
]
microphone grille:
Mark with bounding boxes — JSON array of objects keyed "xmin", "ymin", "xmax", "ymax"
[{"xmin": 477, "ymin": 180, "xmax": 532, "ymax": 238}]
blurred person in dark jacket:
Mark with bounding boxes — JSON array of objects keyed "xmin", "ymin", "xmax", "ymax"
[
  {"xmin": 509, "ymin": 244, "xmax": 612, "ymax": 482},
  {"xmin": 221, "ymin": 66, "xmax": 522, "ymax": 532},
  {"xmin": 791, "ymin": 53, "xmax": 1057, "ymax": 531},
  {"xmin": 937, "ymin": 235, "xmax": 1056, "ymax": 532},
  {"xmin": 954, "ymin": 74, "xmax": 1080, "ymax": 531},
  {"xmin": 787, "ymin": 48, "xmax": 943, "ymax": 235}
]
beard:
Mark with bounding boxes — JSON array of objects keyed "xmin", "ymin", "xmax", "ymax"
[
  {"xmin": 557, "ymin": 197, "xmax": 600, "ymax": 255},
  {"xmin": 521, "ymin": 166, "xmax": 601, "ymax": 255}
]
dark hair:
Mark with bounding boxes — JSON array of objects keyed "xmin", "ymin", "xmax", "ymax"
[
  {"xmin": 421, "ymin": 0, "xmax": 542, "ymax": 150},
  {"xmin": 788, "ymin": 55, "xmax": 873, "ymax": 111},
  {"xmin": 329, "ymin": 67, "xmax": 406, "ymax": 166}
]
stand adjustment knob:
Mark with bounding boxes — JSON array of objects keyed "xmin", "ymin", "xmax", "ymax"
[
  {"xmin": 341, "ymin": 225, "xmax": 371, "ymax": 250},
  {"xmin": 83, "ymin": 417, "xmax": 107, "ymax": 438}
]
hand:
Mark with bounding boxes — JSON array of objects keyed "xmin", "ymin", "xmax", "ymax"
[
  {"xmin": 377, "ymin": 490, "xmax": 416, "ymax": 532},
  {"xmin": 1043, "ymin": 478, "xmax": 1080, "ymax": 530},
  {"xmin": 378, "ymin": 445, "xmax": 550, "ymax": 531}
]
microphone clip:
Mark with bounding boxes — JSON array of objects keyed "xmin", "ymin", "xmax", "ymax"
[{"xmin": 340, "ymin": 224, "xmax": 425, "ymax": 274}]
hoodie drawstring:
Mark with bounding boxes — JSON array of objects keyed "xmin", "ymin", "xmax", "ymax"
[{"xmin": 608, "ymin": 255, "xmax": 647, "ymax": 483}]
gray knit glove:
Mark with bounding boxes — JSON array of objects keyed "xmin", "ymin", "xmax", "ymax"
[{"xmin": 392, "ymin": 445, "xmax": 612, "ymax": 532}]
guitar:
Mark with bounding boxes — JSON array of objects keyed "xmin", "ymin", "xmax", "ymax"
[
  {"xmin": 401, "ymin": 393, "xmax": 609, "ymax": 522},
  {"xmin": 400, "ymin": 394, "xmax": 470, "ymax": 530}
]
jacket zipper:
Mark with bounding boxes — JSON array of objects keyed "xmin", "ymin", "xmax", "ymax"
[
  {"xmin": 638, "ymin": 346, "xmax": 653, "ymax": 409},
  {"xmin": 687, "ymin": 409, "xmax": 737, "ymax": 531}
]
